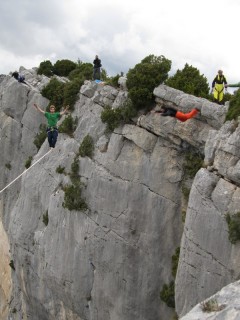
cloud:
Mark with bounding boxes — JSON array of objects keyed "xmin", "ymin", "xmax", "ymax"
[{"xmin": 0, "ymin": 0, "xmax": 239, "ymax": 88}]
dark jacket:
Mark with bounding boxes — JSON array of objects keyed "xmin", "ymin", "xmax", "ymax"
[
  {"xmin": 93, "ymin": 58, "xmax": 101, "ymax": 69},
  {"xmin": 212, "ymin": 74, "xmax": 227, "ymax": 88}
]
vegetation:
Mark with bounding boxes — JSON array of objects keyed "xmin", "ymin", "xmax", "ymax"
[
  {"xmin": 62, "ymin": 157, "xmax": 87, "ymax": 211},
  {"xmin": 42, "ymin": 210, "xmax": 49, "ymax": 226},
  {"xmin": 53, "ymin": 59, "xmax": 77, "ymax": 77},
  {"xmin": 56, "ymin": 166, "xmax": 65, "ymax": 174},
  {"xmin": 63, "ymin": 184, "xmax": 88, "ymax": 211},
  {"xmin": 183, "ymin": 151, "xmax": 203, "ymax": 179},
  {"xmin": 34, "ymin": 124, "xmax": 47, "ymax": 150},
  {"xmin": 160, "ymin": 247, "xmax": 180, "ymax": 309},
  {"xmin": 58, "ymin": 115, "xmax": 78, "ymax": 137},
  {"xmin": 25, "ymin": 156, "xmax": 33, "ymax": 169},
  {"xmin": 63, "ymin": 78, "xmax": 83, "ymax": 109},
  {"xmin": 225, "ymin": 212, "xmax": 240, "ymax": 244},
  {"xmin": 105, "ymin": 74, "xmax": 120, "ymax": 88},
  {"xmin": 201, "ymin": 299, "xmax": 225, "ymax": 313},
  {"xmin": 37, "ymin": 60, "xmax": 53, "ymax": 77},
  {"xmin": 69, "ymin": 156, "xmax": 80, "ymax": 185},
  {"xmin": 225, "ymin": 88, "xmax": 240, "ymax": 121},
  {"xmin": 160, "ymin": 281, "xmax": 175, "ymax": 308},
  {"xmin": 68, "ymin": 61, "xmax": 93, "ymax": 81},
  {"xmin": 9, "ymin": 260, "xmax": 15, "ymax": 270},
  {"xmin": 182, "ymin": 185, "xmax": 191, "ymax": 201},
  {"xmin": 127, "ymin": 54, "xmax": 171, "ymax": 110},
  {"xmin": 101, "ymin": 99, "xmax": 137, "ymax": 131},
  {"xmin": 165, "ymin": 63, "xmax": 210, "ymax": 98},
  {"xmin": 41, "ymin": 78, "xmax": 64, "ymax": 111},
  {"xmin": 79, "ymin": 135, "xmax": 94, "ymax": 158},
  {"xmin": 171, "ymin": 247, "xmax": 180, "ymax": 278},
  {"xmin": 5, "ymin": 162, "xmax": 11, "ymax": 170}
]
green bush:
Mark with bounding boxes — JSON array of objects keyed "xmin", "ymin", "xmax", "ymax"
[
  {"xmin": 160, "ymin": 281, "xmax": 175, "ymax": 308},
  {"xmin": 34, "ymin": 124, "xmax": 47, "ymax": 150},
  {"xmin": 68, "ymin": 62, "xmax": 93, "ymax": 81},
  {"xmin": 63, "ymin": 78, "xmax": 83, "ymax": 110},
  {"xmin": 53, "ymin": 59, "xmax": 77, "ymax": 77},
  {"xmin": 37, "ymin": 60, "xmax": 53, "ymax": 77},
  {"xmin": 101, "ymin": 100, "xmax": 137, "ymax": 131},
  {"xmin": 42, "ymin": 210, "xmax": 49, "ymax": 226},
  {"xmin": 25, "ymin": 156, "xmax": 33, "ymax": 169},
  {"xmin": 41, "ymin": 78, "xmax": 65, "ymax": 111},
  {"xmin": 79, "ymin": 135, "xmax": 94, "ymax": 158},
  {"xmin": 183, "ymin": 151, "xmax": 203, "ymax": 179},
  {"xmin": 5, "ymin": 162, "xmax": 11, "ymax": 170},
  {"xmin": 63, "ymin": 184, "xmax": 88, "ymax": 211},
  {"xmin": 105, "ymin": 74, "xmax": 120, "ymax": 88},
  {"xmin": 62, "ymin": 156, "xmax": 87, "ymax": 211},
  {"xmin": 58, "ymin": 115, "xmax": 78, "ymax": 137},
  {"xmin": 127, "ymin": 54, "xmax": 171, "ymax": 110},
  {"xmin": 56, "ymin": 166, "xmax": 65, "ymax": 174},
  {"xmin": 172, "ymin": 247, "xmax": 180, "ymax": 278},
  {"xmin": 165, "ymin": 63, "xmax": 210, "ymax": 98},
  {"xmin": 182, "ymin": 185, "xmax": 191, "ymax": 201},
  {"xmin": 225, "ymin": 89, "xmax": 240, "ymax": 121},
  {"xmin": 201, "ymin": 299, "xmax": 225, "ymax": 313},
  {"xmin": 225, "ymin": 212, "xmax": 240, "ymax": 244}
]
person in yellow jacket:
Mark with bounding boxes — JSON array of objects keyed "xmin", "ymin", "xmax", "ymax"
[{"xmin": 212, "ymin": 70, "xmax": 228, "ymax": 105}]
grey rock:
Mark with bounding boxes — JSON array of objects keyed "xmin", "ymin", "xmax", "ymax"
[
  {"xmin": 180, "ymin": 280, "xmax": 240, "ymax": 320},
  {"xmin": 1, "ymin": 69, "xmax": 240, "ymax": 320}
]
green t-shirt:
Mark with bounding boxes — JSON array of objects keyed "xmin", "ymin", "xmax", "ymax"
[{"xmin": 44, "ymin": 112, "xmax": 60, "ymax": 127}]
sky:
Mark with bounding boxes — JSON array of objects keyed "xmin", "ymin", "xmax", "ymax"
[{"xmin": 1, "ymin": 0, "xmax": 240, "ymax": 89}]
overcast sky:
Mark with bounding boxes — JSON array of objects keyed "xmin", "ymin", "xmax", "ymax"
[{"xmin": 1, "ymin": 0, "xmax": 239, "ymax": 89}]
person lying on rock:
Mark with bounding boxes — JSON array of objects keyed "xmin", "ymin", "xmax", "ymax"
[
  {"xmin": 151, "ymin": 106, "xmax": 200, "ymax": 122},
  {"xmin": 12, "ymin": 71, "xmax": 27, "ymax": 84},
  {"xmin": 34, "ymin": 104, "xmax": 69, "ymax": 148}
]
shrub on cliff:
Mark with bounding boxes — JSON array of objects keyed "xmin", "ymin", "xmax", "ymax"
[
  {"xmin": 225, "ymin": 212, "xmax": 240, "ymax": 244},
  {"xmin": 225, "ymin": 88, "xmax": 240, "ymax": 121},
  {"xmin": 53, "ymin": 59, "xmax": 77, "ymax": 77},
  {"xmin": 34, "ymin": 124, "xmax": 47, "ymax": 150},
  {"xmin": 126, "ymin": 54, "xmax": 171, "ymax": 110},
  {"xmin": 62, "ymin": 157, "xmax": 87, "ymax": 211},
  {"xmin": 41, "ymin": 78, "xmax": 64, "ymax": 111},
  {"xmin": 68, "ymin": 61, "xmax": 93, "ymax": 81},
  {"xmin": 58, "ymin": 115, "xmax": 78, "ymax": 137},
  {"xmin": 79, "ymin": 135, "xmax": 94, "ymax": 158},
  {"xmin": 101, "ymin": 99, "xmax": 137, "ymax": 131},
  {"xmin": 63, "ymin": 78, "xmax": 83, "ymax": 109},
  {"xmin": 37, "ymin": 60, "xmax": 54, "ymax": 77},
  {"xmin": 165, "ymin": 63, "xmax": 210, "ymax": 98}
]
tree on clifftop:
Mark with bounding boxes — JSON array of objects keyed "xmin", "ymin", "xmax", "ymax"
[
  {"xmin": 165, "ymin": 63, "xmax": 210, "ymax": 98},
  {"xmin": 126, "ymin": 54, "xmax": 172, "ymax": 110},
  {"xmin": 53, "ymin": 59, "xmax": 77, "ymax": 77}
]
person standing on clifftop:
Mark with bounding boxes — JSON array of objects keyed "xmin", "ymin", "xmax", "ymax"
[
  {"xmin": 212, "ymin": 70, "xmax": 228, "ymax": 105},
  {"xmin": 33, "ymin": 104, "xmax": 69, "ymax": 148},
  {"xmin": 93, "ymin": 55, "xmax": 102, "ymax": 80}
]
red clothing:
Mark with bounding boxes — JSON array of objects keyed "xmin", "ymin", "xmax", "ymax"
[{"xmin": 175, "ymin": 109, "xmax": 198, "ymax": 122}]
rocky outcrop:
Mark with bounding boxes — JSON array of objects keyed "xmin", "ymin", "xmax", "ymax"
[
  {"xmin": 180, "ymin": 280, "xmax": 240, "ymax": 320},
  {"xmin": 0, "ymin": 69, "xmax": 239, "ymax": 320}
]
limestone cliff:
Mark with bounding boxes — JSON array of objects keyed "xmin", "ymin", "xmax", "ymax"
[{"xmin": 0, "ymin": 67, "xmax": 239, "ymax": 320}]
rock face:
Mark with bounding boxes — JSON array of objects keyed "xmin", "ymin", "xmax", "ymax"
[
  {"xmin": 180, "ymin": 280, "xmax": 240, "ymax": 320},
  {"xmin": 0, "ymin": 69, "xmax": 240, "ymax": 320}
]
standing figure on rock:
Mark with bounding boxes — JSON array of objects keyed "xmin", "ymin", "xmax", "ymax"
[
  {"xmin": 151, "ymin": 106, "xmax": 200, "ymax": 122},
  {"xmin": 212, "ymin": 70, "xmax": 228, "ymax": 105},
  {"xmin": 33, "ymin": 104, "xmax": 69, "ymax": 148},
  {"xmin": 93, "ymin": 55, "xmax": 102, "ymax": 80}
]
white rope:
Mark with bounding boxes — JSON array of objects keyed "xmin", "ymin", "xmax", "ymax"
[{"xmin": 0, "ymin": 149, "xmax": 53, "ymax": 195}]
